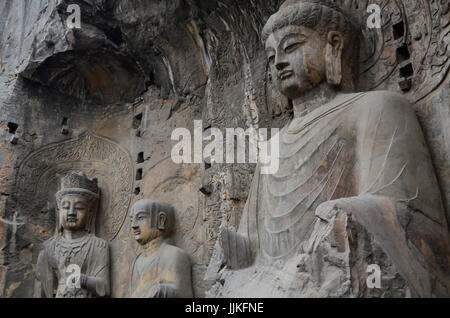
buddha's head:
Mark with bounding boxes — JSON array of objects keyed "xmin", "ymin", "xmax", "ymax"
[
  {"xmin": 262, "ymin": 0, "xmax": 360, "ymax": 100},
  {"xmin": 55, "ymin": 171, "xmax": 99, "ymax": 233},
  {"xmin": 130, "ymin": 199, "xmax": 175, "ymax": 245}
]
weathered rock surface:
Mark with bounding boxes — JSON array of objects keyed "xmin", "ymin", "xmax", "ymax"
[
  {"xmin": 207, "ymin": 204, "xmax": 412, "ymax": 297},
  {"xmin": 0, "ymin": 0, "xmax": 448, "ymax": 297}
]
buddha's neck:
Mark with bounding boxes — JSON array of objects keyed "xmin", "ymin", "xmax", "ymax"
[
  {"xmin": 144, "ymin": 236, "xmax": 164, "ymax": 254},
  {"xmin": 292, "ymin": 83, "xmax": 338, "ymax": 118},
  {"xmin": 63, "ymin": 229, "xmax": 87, "ymax": 240}
]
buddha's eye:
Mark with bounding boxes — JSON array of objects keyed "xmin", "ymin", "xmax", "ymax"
[
  {"xmin": 284, "ymin": 42, "xmax": 302, "ymax": 53},
  {"xmin": 268, "ymin": 55, "xmax": 275, "ymax": 64},
  {"xmin": 74, "ymin": 203, "xmax": 86, "ymax": 210}
]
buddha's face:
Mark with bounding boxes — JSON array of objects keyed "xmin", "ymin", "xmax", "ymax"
[
  {"xmin": 265, "ymin": 25, "xmax": 326, "ymax": 100},
  {"xmin": 130, "ymin": 208, "xmax": 162, "ymax": 245},
  {"xmin": 59, "ymin": 194, "xmax": 90, "ymax": 231}
]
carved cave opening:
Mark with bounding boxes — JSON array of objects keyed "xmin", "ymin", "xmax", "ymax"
[
  {"xmin": 0, "ymin": 0, "xmax": 449, "ymax": 299},
  {"xmin": 393, "ymin": 21, "xmax": 405, "ymax": 40},
  {"xmin": 400, "ymin": 63, "xmax": 414, "ymax": 79},
  {"xmin": 7, "ymin": 122, "xmax": 18, "ymax": 134},
  {"xmin": 396, "ymin": 44, "xmax": 411, "ymax": 63},
  {"xmin": 137, "ymin": 152, "xmax": 144, "ymax": 164},
  {"xmin": 20, "ymin": 50, "xmax": 148, "ymax": 106}
]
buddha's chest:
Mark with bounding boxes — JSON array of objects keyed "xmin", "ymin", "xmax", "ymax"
[
  {"xmin": 52, "ymin": 240, "xmax": 93, "ymax": 298},
  {"xmin": 54, "ymin": 239, "xmax": 92, "ymax": 273},
  {"xmin": 131, "ymin": 253, "xmax": 175, "ymax": 297},
  {"xmin": 258, "ymin": 110, "xmax": 359, "ymax": 259},
  {"xmin": 267, "ymin": 112, "xmax": 358, "ymax": 200}
]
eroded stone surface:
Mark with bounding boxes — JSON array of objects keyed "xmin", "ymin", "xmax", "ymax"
[
  {"xmin": 0, "ymin": 0, "xmax": 448, "ymax": 298},
  {"xmin": 206, "ymin": 0, "xmax": 450, "ymax": 298}
]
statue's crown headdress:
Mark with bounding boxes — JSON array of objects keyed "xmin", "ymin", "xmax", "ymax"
[{"xmin": 56, "ymin": 171, "xmax": 99, "ymax": 199}]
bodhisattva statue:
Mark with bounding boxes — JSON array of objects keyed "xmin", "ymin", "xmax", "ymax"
[
  {"xmin": 35, "ymin": 171, "xmax": 110, "ymax": 298},
  {"xmin": 129, "ymin": 199, "xmax": 193, "ymax": 298},
  {"xmin": 206, "ymin": 0, "xmax": 450, "ymax": 297}
]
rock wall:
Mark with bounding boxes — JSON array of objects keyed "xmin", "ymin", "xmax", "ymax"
[{"xmin": 0, "ymin": 0, "xmax": 448, "ymax": 297}]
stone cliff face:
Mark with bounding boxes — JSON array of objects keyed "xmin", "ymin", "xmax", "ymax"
[{"xmin": 0, "ymin": 0, "xmax": 448, "ymax": 297}]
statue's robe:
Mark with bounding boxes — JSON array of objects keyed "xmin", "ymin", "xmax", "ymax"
[
  {"xmin": 36, "ymin": 234, "xmax": 109, "ymax": 298},
  {"xmin": 208, "ymin": 91, "xmax": 450, "ymax": 297},
  {"xmin": 130, "ymin": 242, "xmax": 193, "ymax": 298}
]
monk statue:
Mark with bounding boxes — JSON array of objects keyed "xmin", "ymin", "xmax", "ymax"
[
  {"xmin": 35, "ymin": 171, "xmax": 110, "ymax": 298},
  {"xmin": 129, "ymin": 199, "xmax": 193, "ymax": 298},
  {"xmin": 206, "ymin": 0, "xmax": 450, "ymax": 297}
]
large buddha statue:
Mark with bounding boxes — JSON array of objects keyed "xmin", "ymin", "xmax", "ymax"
[
  {"xmin": 129, "ymin": 199, "xmax": 193, "ymax": 298},
  {"xmin": 206, "ymin": 0, "xmax": 450, "ymax": 297},
  {"xmin": 35, "ymin": 171, "xmax": 110, "ymax": 298}
]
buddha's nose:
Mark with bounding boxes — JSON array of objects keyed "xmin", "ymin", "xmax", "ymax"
[
  {"xmin": 276, "ymin": 60, "xmax": 289, "ymax": 71},
  {"xmin": 275, "ymin": 53, "xmax": 289, "ymax": 71},
  {"xmin": 68, "ymin": 206, "xmax": 76, "ymax": 216}
]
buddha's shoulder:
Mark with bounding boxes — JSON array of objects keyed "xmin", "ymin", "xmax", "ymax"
[
  {"xmin": 40, "ymin": 235, "xmax": 58, "ymax": 251},
  {"xmin": 351, "ymin": 90, "xmax": 413, "ymax": 114},
  {"xmin": 88, "ymin": 235, "xmax": 109, "ymax": 249},
  {"xmin": 160, "ymin": 243, "xmax": 190, "ymax": 263}
]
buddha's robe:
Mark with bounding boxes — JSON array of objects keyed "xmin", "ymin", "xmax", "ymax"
[
  {"xmin": 130, "ymin": 242, "xmax": 193, "ymax": 298},
  {"xmin": 36, "ymin": 234, "xmax": 109, "ymax": 298},
  {"xmin": 208, "ymin": 91, "xmax": 450, "ymax": 297}
]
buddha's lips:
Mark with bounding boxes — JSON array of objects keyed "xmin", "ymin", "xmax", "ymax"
[
  {"xmin": 67, "ymin": 217, "xmax": 77, "ymax": 222},
  {"xmin": 279, "ymin": 70, "xmax": 293, "ymax": 80}
]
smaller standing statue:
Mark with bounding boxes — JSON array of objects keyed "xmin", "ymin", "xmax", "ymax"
[
  {"xmin": 35, "ymin": 171, "xmax": 110, "ymax": 298},
  {"xmin": 129, "ymin": 199, "xmax": 193, "ymax": 298}
]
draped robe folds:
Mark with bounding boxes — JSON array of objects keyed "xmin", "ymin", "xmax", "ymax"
[
  {"xmin": 130, "ymin": 242, "xmax": 193, "ymax": 298},
  {"xmin": 208, "ymin": 91, "xmax": 450, "ymax": 297},
  {"xmin": 35, "ymin": 234, "xmax": 109, "ymax": 298}
]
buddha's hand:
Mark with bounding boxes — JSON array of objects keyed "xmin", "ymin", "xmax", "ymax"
[
  {"xmin": 79, "ymin": 274, "xmax": 107, "ymax": 297},
  {"xmin": 79, "ymin": 273, "xmax": 88, "ymax": 289},
  {"xmin": 150, "ymin": 283, "xmax": 178, "ymax": 298},
  {"xmin": 315, "ymin": 198, "xmax": 354, "ymax": 222},
  {"xmin": 304, "ymin": 199, "xmax": 357, "ymax": 255},
  {"xmin": 315, "ymin": 195, "xmax": 389, "ymax": 222}
]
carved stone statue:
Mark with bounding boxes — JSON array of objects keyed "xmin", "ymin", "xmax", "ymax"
[
  {"xmin": 35, "ymin": 171, "xmax": 110, "ymax": 298},
  {"xmin": 129, "ymin": 199, "xmax": 193, "ymax": 298},
  {"xmin": 206, "ymin": 0, "xmax": 450, "ymax": 297}
]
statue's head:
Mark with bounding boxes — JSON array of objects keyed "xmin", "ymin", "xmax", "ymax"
[
  {"xmin": 262, "ymin": 0, "xmax": 360, "ymax": 99},
  {"xmin": 55, "ymin": 171, "xmax": 99, "ymax": 233},
  {"xmin": 130, "ymin": 199, "xmax": 175, "ymax": 245}
]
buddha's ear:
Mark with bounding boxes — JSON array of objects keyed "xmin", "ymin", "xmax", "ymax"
[
  {"xmin": 157, "ymin": 212, "xmax": 167, "ymax": 231},
  {"xmin": 58, "ymin": 209, "xmax": 64, "ymax": 235},
  {"xmin": 325, "ymin": 31, "xmax": 344, "ymax": 86}
]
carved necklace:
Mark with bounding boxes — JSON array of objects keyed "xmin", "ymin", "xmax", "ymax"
[{"xmin": 56, "ymin": 234, "xmax": 91, "ymax": 268}]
